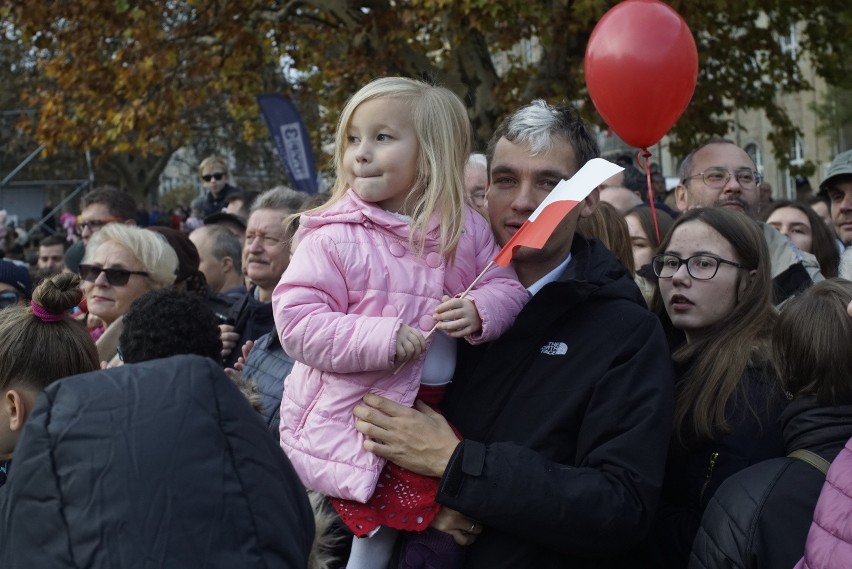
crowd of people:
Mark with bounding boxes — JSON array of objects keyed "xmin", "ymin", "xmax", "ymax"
[{"xmin": 0, "ymin": 75, "xmax": 851, "ymax": 569}]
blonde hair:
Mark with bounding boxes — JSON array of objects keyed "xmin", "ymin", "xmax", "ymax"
[
  {"xmin": 309, "ymin": 77, "xmax": 471, "ymax": 260},
  {"xmin": 198, "ymin": 154, "xmax": 229, "ymax": 176},
  {"xmin": 84, "ymin": 223, "xmax": 178, "ymax": 288}
]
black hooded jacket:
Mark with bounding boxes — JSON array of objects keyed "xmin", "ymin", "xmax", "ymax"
[
  {"xmin": 0, "ymin": 355, "xmax": 314, "ymax": 569},
  {"xmin": 437, "ymin": 236, "xmax": 675, "ymax": 568},
  {"xmin": 690, "ymin": 399, "xmax": 852, "ymax": 569}
]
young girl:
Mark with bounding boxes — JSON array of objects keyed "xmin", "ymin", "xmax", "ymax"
[
  {"xmin": 272, "ymin": 77, "xmax": 528, "ymax": 568},
  {"xmin": 642, "ymin": 208, "xmax": 786, "ymax": 567},
  {"xmin": 0, "ymin": 272, "xmax": 100, "ymax": 487}
]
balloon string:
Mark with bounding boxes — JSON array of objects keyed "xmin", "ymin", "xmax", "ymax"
[{"xmin": 637, "ymin": 148, "xmax": 661, "ymax": 242}]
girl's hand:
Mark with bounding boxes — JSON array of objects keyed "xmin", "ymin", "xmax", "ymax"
[
  {"xmin": 434, "ymin": 295, "xmax": 482, "ymax": 338},
  {"xmin": 395, "ymin": 324, "xmax": 426, "ymax": 363}
]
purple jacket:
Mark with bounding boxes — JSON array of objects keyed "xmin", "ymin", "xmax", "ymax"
[
  {"xmin": 795, "ymin": 436, "xmax": 852, "ymax": 569},
  {"xmin": 272, "ymin": 191, "xmax": 528, "ymax": 502}
]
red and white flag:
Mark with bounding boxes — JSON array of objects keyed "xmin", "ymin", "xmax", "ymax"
[{"xmin": 493, "ymin": 158, "xmax": 623, "ymax": 267}]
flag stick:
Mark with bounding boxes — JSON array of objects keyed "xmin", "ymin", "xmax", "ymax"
[{"xmin": 392, "ymin": 260, "xmax": 497, "ymax": 375}]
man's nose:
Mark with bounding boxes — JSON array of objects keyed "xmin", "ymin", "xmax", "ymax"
[
  {"xmin": 510, "ymin": 181, "xmax": 538, "ymax": 213},
  {"xmin": 721, "ymin": 173, "xmax": 742, "ymax": 193}
]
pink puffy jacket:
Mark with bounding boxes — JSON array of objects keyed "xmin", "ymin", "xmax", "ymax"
[
  {"xmin": 272, "ymin": 190, "xmax": 528, "ymax": 503},
  {"xmin": 794, "ymin": 436, "xmax": 852, "ymax": 569}
]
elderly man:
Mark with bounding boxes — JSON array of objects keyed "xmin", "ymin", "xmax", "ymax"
[
  {"xmin": 353, "ymin": 100, "xmax": 674, "ymax": 568},
  {"xmin": 464, "ymin": 153, "xmax": 489, "ymax": 216},
  {"xmin": 219, "ymin": 186, "xmax": 306, "ymax": 368},
  {"xmin": 820, "ymin": 149, "xmax": 852, "ymax": 248},
  {"xmin": 675, "ymin": 138, "xmax": 821, "ymax": 302}
]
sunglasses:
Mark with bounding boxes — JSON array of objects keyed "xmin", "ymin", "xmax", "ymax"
[
  {"xmin": 80, "ymin": 264, "xmax": 149, "ymax": 286},
  {"xmin": 0, "ymin": 290, "xmax": 22, "ymax": 309},
  {"xmin": 201, "ymin": 172, "xmax": 225, "ymax": 182}
]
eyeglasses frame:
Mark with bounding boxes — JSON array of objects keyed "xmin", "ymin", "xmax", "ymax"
[{"xmin": 652, "ymin": 253, "xmax": 750, "ymax": 281}]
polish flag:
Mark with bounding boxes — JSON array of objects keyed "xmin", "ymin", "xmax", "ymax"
[{"xmin": 493, "ymin": 158, "xmax": 624, "ymax": 266}]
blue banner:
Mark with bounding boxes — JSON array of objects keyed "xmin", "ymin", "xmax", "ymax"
[{"xmin": 257, "ymin": 94, "xmax": 319, "ymax": 194}]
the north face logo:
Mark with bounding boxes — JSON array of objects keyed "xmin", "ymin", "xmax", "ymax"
[{"xmin": 540, "ymin": 341, "xmax": 568, "ymax": 355}]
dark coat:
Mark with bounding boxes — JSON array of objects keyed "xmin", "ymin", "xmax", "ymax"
[
  {"xmin": 437, "ymin": 236, "xmax": 675, "ymax": 569},
  {"xmin": 201, "ymin": 183, "xmax": 241, "ymax": 218},
  {"xmin": 643, "ymin": 362, "xmax": 787, "ymax": 568},
  {"xmin": 242, "ymin": 331, "xmax": 296, "ymax": 438},
  {"xmin": 224, "ymin": 286, "xmax": 276, "ymax": 368},
  {"xmin": 0, "ymin": 355, "xmax": 314, "ymax": 569},
  {"xmin": 689, "ymin": 399, "xmax": 852, "ymax": 569}
]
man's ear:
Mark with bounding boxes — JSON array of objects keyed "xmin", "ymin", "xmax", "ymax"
[
  {"xmin": 221, "ymin": 256, "xmax": 235, "ymax": 274},
  {"xmin": 483, "ymin": 180, "xmax": 492, "ymax": 212},
  {"xmin": 579, "ymin": 187, "xmax": 600, "ymax": 218},
  {"xmin": 674, "ymin": 183, "xmax": 689, "ymax": 212}
]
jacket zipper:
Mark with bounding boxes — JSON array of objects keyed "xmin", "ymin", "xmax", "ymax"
[{"xmin": 699, "ymin": 451, "xmax": 719, "ymax": 503}]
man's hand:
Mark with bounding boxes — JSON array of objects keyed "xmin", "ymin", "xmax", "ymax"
[
  {"xmin": 395, "ymin": 324, "xmax": 426, "ymax": 364},
  {"xmin": 353, "ymin": 394, "xmax": 459, "ymax": 478},
  {"xmin": 434, "ymin": 295, "xmax": 482, "ymax": 338},
  {"xmin": 219, "ymin": 324, "xmax": 239, "ymax": 359},
  {"xmin": 431, "ymin": 507, "xmax": 483, "ymax": 546}
]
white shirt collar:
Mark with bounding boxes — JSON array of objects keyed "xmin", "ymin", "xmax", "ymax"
[{"xmin": 526, "ymin": 253, "xmax": 572, "ymax": 297}]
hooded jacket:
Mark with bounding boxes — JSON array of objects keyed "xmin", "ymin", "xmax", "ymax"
[
  {"xmin": 690, "ymin": 399, "xmax": 852, "ymax": 569},
  {"xmin": 794, "ymin": 435, "xmax": 852, "ymax": 569},
  {"xmin": 0, "ymin": 355, "xmax": 314, "ymax": 569},
  {"xmin": 434, "ymin": 236, "xmax": 675, "ymax": 569},
  {"xmin": 272, "ymin": 190, "xmax": 528, "ymax": 503}
]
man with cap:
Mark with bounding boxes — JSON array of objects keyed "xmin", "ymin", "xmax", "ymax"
[
  {"xmin": 0, "ymin": 259, "xmax": 33, "ymax": 309},
  {"xmin": 820, "ymin": 149, "xmax": 852, "ymax": 249}
]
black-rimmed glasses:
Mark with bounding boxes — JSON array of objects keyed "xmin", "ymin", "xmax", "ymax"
[
  {"xmin": 652, "ymin": 254, "xmax": 749, "ymax": 280},
  {"xmin": 75, "ymin": 217, "xmax": 124, "ymax": 236},
  {"xmin": 681, "ymin": 167, "xmax": 761, "ymax": 190},
  {"xmin": 201, "ymin": 172, "xmax": 225, "ymax": 182},
  {"xmin": 80, "ymin": 264, "xmax": 149, "ymax": 286}
]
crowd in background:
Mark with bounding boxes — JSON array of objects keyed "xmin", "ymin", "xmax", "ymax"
[{"xmin": 0, "ymin": 77, "xmax": 851, "ymax": 569}]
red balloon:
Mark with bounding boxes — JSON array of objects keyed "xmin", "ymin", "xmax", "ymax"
[{"xmin": 585, "ymin": 0, "xmax": 698, "ymax": 149}]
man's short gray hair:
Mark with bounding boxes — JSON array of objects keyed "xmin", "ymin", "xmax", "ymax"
[
  {"xmin": 485, "ymin": 100, "xmax": 599, "ymax": 176},
  {"xmin": 250, "ymin": 186, "xmax": 308, "ymax": 215}
]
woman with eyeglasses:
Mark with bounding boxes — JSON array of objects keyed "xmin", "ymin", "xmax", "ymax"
[
  {"xmin": 639, "ymin": 208, "xmax": 786, "ymax": 568},
  {"xmin": 80, "ymin": 223, "xmax": 178, "ymax": 365}
]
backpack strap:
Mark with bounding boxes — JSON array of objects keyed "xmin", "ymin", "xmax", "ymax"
[{"xmin": 788, "ymin": 449, "xmax": 831, "ymax": 475}]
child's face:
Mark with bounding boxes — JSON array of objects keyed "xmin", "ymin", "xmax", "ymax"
[
  {"xmin": 343, "ymin": 97, "xmax": 419, "ymax": 214},
  {"xmin": 200, "ymin": 163, "xmax": 228, "ymax": 196}
]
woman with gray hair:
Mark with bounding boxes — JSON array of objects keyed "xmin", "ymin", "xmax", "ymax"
[{"xmin": 80, "ymin": 223, "xmax": 178, "ymax": 365}]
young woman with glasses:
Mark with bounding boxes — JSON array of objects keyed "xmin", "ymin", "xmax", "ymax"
[
  {"xmin": 79, "ymin": 223, "xmax": 178, "ymax": 365},
  {"xmin": 639, "ymin": 207, "xmax": 787, "ymax": 568}
]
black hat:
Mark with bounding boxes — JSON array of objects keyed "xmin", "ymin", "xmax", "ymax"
[{"xmin": 203, "ymin": 212, "xmax": 247, "ymax": 230}]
